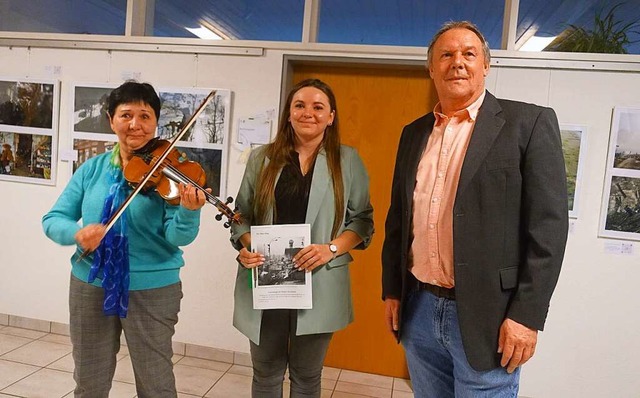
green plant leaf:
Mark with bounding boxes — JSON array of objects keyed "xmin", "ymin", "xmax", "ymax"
[{"xmin": 544, "ymin": 2, "xmax": 639, "ymax": 54}]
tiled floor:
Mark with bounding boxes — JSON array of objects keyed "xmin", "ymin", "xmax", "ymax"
[{"xmin": 0, "ymin": 325, "xmax": 413, "ymax": 398}]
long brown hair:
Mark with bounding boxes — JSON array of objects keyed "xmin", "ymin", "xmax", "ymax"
[{"xmin": 254, "ymin": 78, "xmax": 344, "ymax": 239}]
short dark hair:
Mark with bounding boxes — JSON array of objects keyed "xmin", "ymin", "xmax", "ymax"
[
  {"xmin": 106, "ymin": 81, "xmax": 161, "ymax": 120},
  {"xmin": 427, "ymin": 21, "xmax": 491, "ymax": 68}
]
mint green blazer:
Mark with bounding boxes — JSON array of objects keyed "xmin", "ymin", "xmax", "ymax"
[{"xmin": 230, "ymin": 144, "xmax": 374, "ymax": 344}]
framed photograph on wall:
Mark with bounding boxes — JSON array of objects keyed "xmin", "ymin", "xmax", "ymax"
[
  {"xmin": 69, "ymin": 83, "xmax": 117, "ymax": 174},
  {"xmin": 156, "ymin": 87, "xmax": 231, "ymax": 197},
  {"xmin": 0, "ymin": 78, "xmax": 59, "ymax": 185},
  {"xmin": 70, "ymin": 84, "xmax": 231, "ymax": 197},
  {"xmin": 73, "ymin": 85, "xmax": 114, "ymax": 135},
  {"xmin": 599, "ymin": 107, "xmax": 640, "ymax": 240},
  {"xmin": 73, "ymin": 139, "xmax": 117, "ymax": 173},
  {"xmin": 560, "ymin": 124, "xmax": 587, "ymax": 218}
]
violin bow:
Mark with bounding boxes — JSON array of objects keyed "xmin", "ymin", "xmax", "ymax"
[{"xmin": 77, "ymin": 90, "xmax": 217, "ymax": 261}]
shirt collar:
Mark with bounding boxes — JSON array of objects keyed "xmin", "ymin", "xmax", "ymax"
[{"xmin": 433, "ymin": 90, "xmax": 486, "ymax": 125}]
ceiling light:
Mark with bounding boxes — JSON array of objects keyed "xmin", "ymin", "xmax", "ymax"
[
  {"xmin": 519, "ymin": 35, "xmax": 557, "ymax": 52},
  {"xmin": 186, "ymin": 25, "xmax": 223, "ymax": 40}
]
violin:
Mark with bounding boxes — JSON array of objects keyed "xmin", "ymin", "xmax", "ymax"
[{"xmin": 125, "ymin": 138, "xmax": 241, "ymax": 227}]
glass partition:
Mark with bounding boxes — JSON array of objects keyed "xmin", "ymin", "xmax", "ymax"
[
  {"xmin": 2, "ymin": 0, "xmax": 640, "ymax": 55},
  {"xmin": 0, "ymin": 0, "xmax": 126, "ymax": 35},
  {"xmin": 317, "ymin": 0, "xmax": 505, "ymax": 48},
  {"xmin": 517, "ymin": 0, "xmax": 640, "ymax": 54},
  {"xmin": 152, "ymin": 0, "xmax": 305, "ymax": 41}
]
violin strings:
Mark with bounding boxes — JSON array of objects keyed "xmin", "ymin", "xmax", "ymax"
[
  {"xmin": 164, "ymin": 164, "xmax": 215, "ymax": 200},
  {"xmin": 147, "ymin": 154, "xmax": 235, "ymax": 219},
  {"xmin": 162, "ymin": 163, "xmax": 230, "ymax": 213}
]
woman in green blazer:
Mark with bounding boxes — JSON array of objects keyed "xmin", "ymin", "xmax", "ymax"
[{"xmin": 230, "ymin": 79, "xmax": 374, "ymax": 397}]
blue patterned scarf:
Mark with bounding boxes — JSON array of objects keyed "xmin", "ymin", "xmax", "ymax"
[{"xmin": 87, "ymin": 145, "xmax": 130, "ymax": 318}]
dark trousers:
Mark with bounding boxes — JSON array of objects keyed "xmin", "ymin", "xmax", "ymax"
[{"xmin": 250, "ymin": 309, "xmax": 333, "ymax": 398}]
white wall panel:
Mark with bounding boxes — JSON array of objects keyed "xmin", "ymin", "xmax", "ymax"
[
  {"xmin": 1, "ymin": 42, "xmax": 639, "ymax": 397},
  {"xmin": 517, "ymin": 69, "xmax": 640, "ymax": 398},
  {"xmin": 493, "ymin": 66, "xmax": 551, "ymax": 106},
  {"xmin": 27, "ymin": 48, "xmax": 111, "ymax": 82},
  {"xmin": 0, "ymin": 46, "xmax": 30, "ymax": 77},
  {"xmin": 109, "ymin": 51, "xmax": 198, "ymax": 87},
  {"xmin": 175, "ymin": 51, "xmax": 284, "ymax": 352}
]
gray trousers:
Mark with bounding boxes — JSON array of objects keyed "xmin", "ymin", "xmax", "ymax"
[
  {"xmin": 250, "ymin": 309, "xmax": 333, "ymax": 398},
  {"xmin": 69, "ymin": 275, "xmax": 182, "ymax": 398}
]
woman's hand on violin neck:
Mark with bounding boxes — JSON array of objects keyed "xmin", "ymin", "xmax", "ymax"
[
  {"xmin": 75, "ymin": 224, "xmax": 107, "ymax": 252},
  {"xmin": 293, "ymin": 244, "xmax": 333, "ymax": 273},
  {"xmin": 238, "ymin": 247, "xmax": 264, "ymax": 269},
  {"xmin": 179, "ymin": 183, "xmax": 209, "ymax": 210}
]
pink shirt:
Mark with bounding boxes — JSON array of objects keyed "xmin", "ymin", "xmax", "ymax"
[{"xmin": 409, "ymin": 92, "xmax": 485, "ymax": 288}]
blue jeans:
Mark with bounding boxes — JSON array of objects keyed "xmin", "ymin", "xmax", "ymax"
[{"xmin": 401, "ymin": 290, "xmax": 520, "ymax": 398}]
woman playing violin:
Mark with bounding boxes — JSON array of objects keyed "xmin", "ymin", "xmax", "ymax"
[{"xmin": 42, "ymin": 81, "xmax": 206, "ymax": 398}]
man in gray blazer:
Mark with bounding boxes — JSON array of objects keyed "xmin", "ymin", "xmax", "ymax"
[{"xmin": 382, "ymin": 21, "xmax": 568, "ymax": 396}]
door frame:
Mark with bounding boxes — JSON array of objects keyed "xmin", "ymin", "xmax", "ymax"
[
  {"xmin": 280, "ymin": 54, "xmax": 428, "ymax": 116},
  {"xmin": 279, "ymin": 55, "xmax": 434, "ymax": 378}
]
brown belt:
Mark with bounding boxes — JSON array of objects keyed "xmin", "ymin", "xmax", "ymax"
[{"xmin": 417, "ymin": 281, "xmax": 455, "ymax": 300}]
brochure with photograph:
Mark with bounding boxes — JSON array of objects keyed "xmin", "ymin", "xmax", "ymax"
[{"xmin": 250, "ymin": 224, "xmax": 312, "ymax": 309}]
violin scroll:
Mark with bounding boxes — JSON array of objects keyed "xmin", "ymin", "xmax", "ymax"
[{"xmin": 219, "ymin": 197, "xmax": 241, "ymax": 228}]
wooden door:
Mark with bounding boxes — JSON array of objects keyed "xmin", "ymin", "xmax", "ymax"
[{"xmin": 291, "ymin": 63, "xmax": 438, "ymax": 378}]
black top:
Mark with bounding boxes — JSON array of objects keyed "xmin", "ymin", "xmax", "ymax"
[{"xmin": 274, "ymin": 152, "xmax": 314, "ymax": 224}]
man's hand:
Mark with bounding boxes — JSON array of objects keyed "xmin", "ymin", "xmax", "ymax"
[
  {"xmin": 384, "ymin": 298, "xmax": 400, "ymax": 338},
  {"xmin": 498, "ymin": 318, "xmax": 538, "ymax": 373}
]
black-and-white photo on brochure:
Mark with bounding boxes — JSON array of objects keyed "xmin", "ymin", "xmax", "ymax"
[{"xmin": 250, "ymin": 224, "xmax": 312, "ymax": 310}]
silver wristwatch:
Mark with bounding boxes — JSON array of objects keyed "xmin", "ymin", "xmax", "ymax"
[{"xmin": 328, "ymin": 243, "xmax": 338, "ymax": 260}]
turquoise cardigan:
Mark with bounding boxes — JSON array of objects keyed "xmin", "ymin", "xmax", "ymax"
[
  {"xmin": 42, "ymin": 152, "xmax": 202, "ymax": 290},
  {"xmin": 230, "ymin": 144, "xmax": 374, "ymax": 344}
]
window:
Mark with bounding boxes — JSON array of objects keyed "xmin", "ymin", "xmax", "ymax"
[
  {"xmin": 0, "ymin": 0, "xmax": 126, "ymax": 35},
  {"xmin": 517, "ymin": 0, "xmax": 640, "ymax": 54},
  {"xmin": 317, "ymin": 0, "xmax": 505, "ymax": 48},
  {"xmin": 3, "ymin": 0, "xmax": 639, "ymax": 55},
  {"xmin": 152, "ymin": 0, "xmax": 305, "ymax": 41}
]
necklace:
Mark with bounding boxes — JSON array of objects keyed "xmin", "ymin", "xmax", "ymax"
[{"xmin": 296, "ymin": 145, "xmax": 318, "ymax": 177}]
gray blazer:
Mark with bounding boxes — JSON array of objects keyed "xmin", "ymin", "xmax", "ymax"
[
  {"xmin": 382, "ymin": 91, "xmax": 569, "ymax": 371},
  {"xmin": 231, "ymin": 144, "xmax": 374, "ymax": 344}
]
